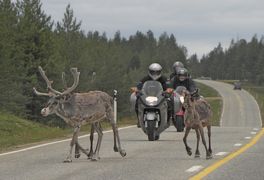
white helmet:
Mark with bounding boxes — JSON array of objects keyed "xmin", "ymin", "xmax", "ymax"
[{"xmin": 148, "ymin": 63, "xmax": 162, "ymax": 80}]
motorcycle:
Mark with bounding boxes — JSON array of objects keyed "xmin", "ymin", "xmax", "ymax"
[
  {"xmin": 131, "ymin": 80, "xmax": 170, "ymax": 141},
  {"xmin": 172, "ymin": 86, "xmax": 186, "ymax": 132}
]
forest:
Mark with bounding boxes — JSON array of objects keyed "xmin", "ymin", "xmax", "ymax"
[{"xmin": 1, "ymin": 0, "xmax": 263, "ymax": 126}]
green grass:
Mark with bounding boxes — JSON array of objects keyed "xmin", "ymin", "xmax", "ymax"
[
  {"xmin": 207, "ymin": 99, "xmax": 222, "ymax": 126},
  {"xmin": 0, "ymin": 112, "xmax": 71, "ymax": 152},
  {"xmin": 196, "ymin": 82, "xmax": 220, "ymax": 97}
]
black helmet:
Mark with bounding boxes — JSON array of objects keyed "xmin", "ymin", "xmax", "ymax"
[
  {"xmin": 148, "ymin": 63, "xmax": 162, "ymax": 80},
  {"xmin": 172, "ymin": 61, "xmax": 184, "ymax": 74},
  {"xmin": 177, "ymin": 67, "xmax": 188, "ymax": 81}
]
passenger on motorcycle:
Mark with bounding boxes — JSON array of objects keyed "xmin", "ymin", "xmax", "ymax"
[
  {"xmin": 169, "ymin": 61, "xmax": 184, "ymax": 80},
  {"xmin": 168, "ymin": 67, "xmax": 199, "ymax": 131},
  {"xmin": 170, "ymin": 67, "xmax": 197, "ymax": 93},
  {"xmin": 133, "ymin": 63, "xmax": 173, "ymax": 127}
]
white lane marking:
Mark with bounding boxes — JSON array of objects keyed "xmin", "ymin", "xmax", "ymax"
[
  {"xmin": 215, "ymin": 152, "xmax": 228, "ymax": 156},
  {"xmin": 186, "ymin": 166, "xmax": 203, "ymax": 173},
  {"xmin": 253, "ymin": 128, "xmax": 259, "ymax": 131},
  {"xmin": 0, "ymin": 125, "xmax": 136, "ymax": 157},
  {"xmin": 251, "ymin": 131, "xmax": 257, "ymax": 135},
  {"xmin": 245, "ymin": 136, "xmax": 251, "ymax": 139},
  {"xmin": 234, "ymin": 143, "xmax": 242, "ymax": 147}
]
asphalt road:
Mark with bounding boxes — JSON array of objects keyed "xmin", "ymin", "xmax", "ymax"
[{"xmin": 0, "ymin": 80, "xmax": 263, "ymax": 180}]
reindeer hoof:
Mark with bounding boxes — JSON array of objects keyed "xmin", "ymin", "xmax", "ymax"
[
  {"xmin": 120, "ymin": 150, "xmax": 126, "ymax": 157},
  {"xmin": 186, "ymin": 147, "xmax": 192, "ymax": 156},
  {"xmin": 195, "ymin": 151, "xmax": 200, "ymax": 158},
  {"xmin": 195, "ymin": 154, "xmax": 200, "ymax": 158},
  {"xmin": 187, "ymin": 151, "xmax": 192, "ymax": 156},
  {"xmin": 206, "ymin": 154, "xmax": 213, "ymax": 159},
  {"xmin": 113, "ymin": 146, "xmax": 118, "ymax": 152},
  {"xmin": 63, "ymin": 159, "xmax": 72, "ymax": 163},
  {"xmin": 87, "ymin": 153, "xmax": 93, "ymax": 159},
  {"xmin": 75, "ymin": 153, "xmax": 81, "ymax": 158},
  {"xmin": 91, "ymin": 156, "xmax": 100, "ymax": 161}
]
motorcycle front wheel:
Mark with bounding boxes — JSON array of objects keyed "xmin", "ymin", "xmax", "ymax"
[{"xmin": 147, "ymin": 121, "xmax": 156, "ymax": 141}]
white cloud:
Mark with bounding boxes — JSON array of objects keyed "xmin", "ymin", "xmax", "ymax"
[{"xmin": 41, "ymin": 0, "xmax": 264, "ymax": 58}]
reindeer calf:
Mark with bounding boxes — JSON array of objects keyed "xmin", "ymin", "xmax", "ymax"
[{"xmin": 182, "ymin": 91, "xmax": 213, "ymax": 159}]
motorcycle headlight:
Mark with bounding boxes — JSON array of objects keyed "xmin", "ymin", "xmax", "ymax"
[{"xmin": 145, "ymin": 96, "xmax": 158, "ymax": 106}]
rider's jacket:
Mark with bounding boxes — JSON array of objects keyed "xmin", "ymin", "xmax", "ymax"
[
  {"xmin": 170, "ymin": 76, "xmax": 197, "ymax": 93},
  {"xmin": 137, "ymin": 75, "xmax": 168, "ymax": 91},
  {"xmin": 169, "ymin": 72, "xmax": 177, "ymax": 80}
]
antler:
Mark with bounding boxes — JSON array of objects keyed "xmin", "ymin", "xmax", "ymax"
[
  {"xmin": 33, "ymin": 87, "xmax": 51, "ymax": 96},
  {"xmin": 60, "ymin": 68, "xmax": 80, "ymax": 96},
  {"xmin": 38, "ymin": 66, "xmax": 62, "ymax": 95},
  {"xmin": 62, "ymin": 72, "xmax": 68, "ymax": 90},
  {"xmin": 33, "ymin": 66, "xmax": 79, "ymax": 97}
]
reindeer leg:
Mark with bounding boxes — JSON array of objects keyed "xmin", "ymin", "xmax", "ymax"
[
  {"xmin": 111, "ymin": 123, "xmax": 126, "ymax": 157},
  {"xmin": 112, "ymin": 123, "xmax": 118, "ymax": 152},
  {"xmin": 64, "ymin": 126, "xmax": 80, "ymax": 163},
  {"xmin": 75, "ymin": 141, "xmax": 80, "ymax": 158},
  {"xmin": 198, "ymin": 124, "xmax": 212, "ymax": 159},
  {"xmin": 194, "ymin": 128, "xmax": 201, "ymax": 158},
  {"xmin": 87, "ymin": 124, "xmax": 95, "ymax": 159},
  {"xmin": 91, "ymin": 122, "xmax": 103, "ymax": 161},
  {"xmin": 183, "ymin": 126, "xmax": 192, "ymax": 156},
  {"xmin": 108, "ymin": 107, "xmax": 126, "ymax": 157},
  {"xmin": 74, "ymin": 126, "xmax": 89, "ymax": 158},
  {"xmin": 75, "ymin": 142, "xmax": 89, "ymax": 156},
  {"xmin": 207, "ymin": 125, "xmax": 212, "ymax": 155}
]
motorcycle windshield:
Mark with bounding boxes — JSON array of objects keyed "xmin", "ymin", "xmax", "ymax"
[{"xmin": 142, "ymin": 81, "xmax": 163, "ymax": 97}]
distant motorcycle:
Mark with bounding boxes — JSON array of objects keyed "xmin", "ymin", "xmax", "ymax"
[
  {"xmin": 172, "ymin": 86, "xmax": 186, "ymax": 132},
  {"xmin": 132, "ymin": 81, "xmax": 170, "ymax": 141}
]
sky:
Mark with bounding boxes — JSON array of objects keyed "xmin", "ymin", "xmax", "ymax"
[{"xmin": 41, "ymin": 0, "xmax": 264, "ymax": 58}]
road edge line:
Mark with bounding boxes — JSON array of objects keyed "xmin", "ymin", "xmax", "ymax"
[{"xmin": 189, "ymin": 128, "xmax": 264, "ymax": 180}]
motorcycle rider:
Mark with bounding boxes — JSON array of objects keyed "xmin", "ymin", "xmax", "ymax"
[
  {"xmin": 170, "ymin": 67, "xmax": 197, "ymax": 93},
  {"xmin": 133, "ymin": 63, "xmax": 172, "ymax": 127},
  {"xmin": 169, "ymin": 61, "xmax": 184, "ymax": 80},
  {"xmin": 137, "ymin": 63, "xmax": 168, "ymax": 90}
]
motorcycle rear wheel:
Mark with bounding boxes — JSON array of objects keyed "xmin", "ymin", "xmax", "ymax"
[{"xmin": 173, "ymin": 115, "xmax": 184, "ymax": 132}]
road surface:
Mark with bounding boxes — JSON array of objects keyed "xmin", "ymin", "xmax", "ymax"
[{"xmin": 0, "ymin": 80, "xmax": 263, "ymax": 180}]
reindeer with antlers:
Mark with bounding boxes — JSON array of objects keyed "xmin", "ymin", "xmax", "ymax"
[
  {"xmin": 33, "ymin": 66, "xmax": 126, "ymax": 162},
  {"xmin": 182, "ymin": 89, "xmax": 213, "ymax": 159}
]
